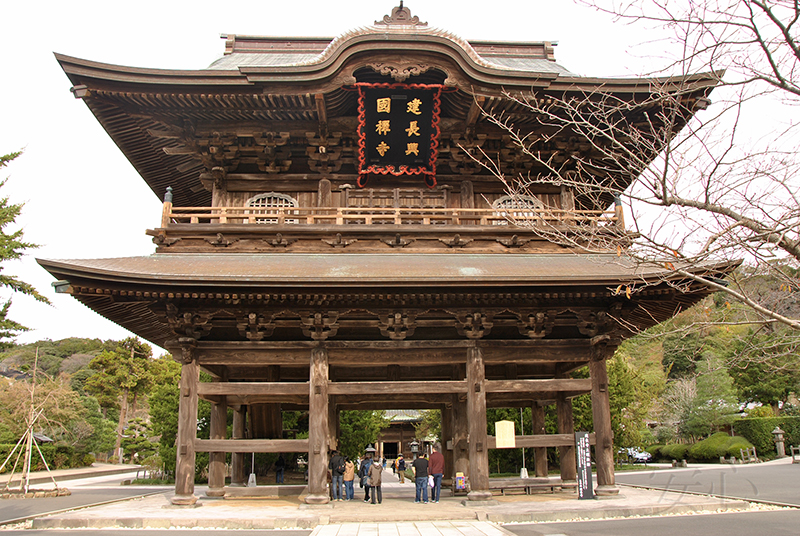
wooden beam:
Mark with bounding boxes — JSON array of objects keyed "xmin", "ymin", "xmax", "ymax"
[
  {"xmin": 315, "ymin": 93, "xmax": 328, "ymax": 137},
  {"xmin": 485, "ymin": 378, "xmax": 591, "ymax": 393},
  {"xmin": 487, "ymin": 433, "xmax": 595, "ymax": 449},
  {"xmin": 465, "ymin": 96, "xmax": 486, "ymax": 138},
  {"xmin": 328, "ymin": 380, "xmax": 467, "ymax": 395},
  {"xmin": 195, "ymin": 438, "xmax": 309, "ymax": 453},
  {"xmin": 197, "ymin": 382, "xmax": 308, "ymax": 397}
]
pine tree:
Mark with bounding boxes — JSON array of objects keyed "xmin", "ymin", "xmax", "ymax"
[{"xmin": 0, "ymin": 150, "xmax": 49, "ymax": 346}]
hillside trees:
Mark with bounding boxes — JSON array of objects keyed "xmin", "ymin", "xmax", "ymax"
[{"xmin": 84, "ymin": 338, "xmax": 153, "ymax": 460}]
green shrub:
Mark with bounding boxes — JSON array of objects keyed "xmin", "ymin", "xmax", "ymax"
[
  {"xmin": 688, "ymin": 433, "xmax": 753, "ymax": 461},
  {"xmin": 646, "ymin": 445, "xmax": 663, "ymax": 459},
  {"xmin": 661, "ymin": 443, "xmax": 690, "ymax": 460},
  {"xmin": 689, "ymin": 432, "xmax": 731, "ymax": 460},
  {"xmin": 82, "ymin": 453, "xmax": 96, "ymax": 467},
  {"xmin": 724, "ymin": 436, "xmax": 754, "ymax": 459}
]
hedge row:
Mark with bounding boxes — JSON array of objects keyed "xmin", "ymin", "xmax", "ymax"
[
  {"xmin": 0, "ymin": 443, "xmax": 94, "ymax": 473},
  {"xmin": 733, "ymin": 416, "xmax": 800, "ymax": 456},
  {"xmin": 648, "ymin": 433, "xmax": 754, "ymax": 462}
]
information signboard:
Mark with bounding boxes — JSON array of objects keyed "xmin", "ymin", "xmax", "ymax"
[{"xmin": 575, "ymin": 431, "xmax": 594, "ymax": 500}]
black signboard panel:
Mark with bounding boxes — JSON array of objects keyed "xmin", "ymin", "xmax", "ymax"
[
  {"xmin": 575, "ymin": 431, "xmax": 594, "ymax": 500},
  {"xmin": 356, "ymin": 83, "xmax": 442, "ymax": 187}
]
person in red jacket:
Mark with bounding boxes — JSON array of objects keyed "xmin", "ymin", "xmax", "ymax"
[{"xmin": 428, "ymin": 442, "xmax": 445, "ymax": 503}]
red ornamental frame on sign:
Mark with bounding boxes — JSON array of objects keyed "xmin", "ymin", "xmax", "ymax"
[{"xmin": 355, "ymin": 82, "xmax": 443, "ymax": 188}]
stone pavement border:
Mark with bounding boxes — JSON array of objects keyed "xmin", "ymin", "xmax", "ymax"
[{"xmin": 31, "ymin": 468, "xmax": 751, "ymax": 530}]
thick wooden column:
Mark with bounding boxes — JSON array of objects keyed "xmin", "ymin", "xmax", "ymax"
[
  {"xmin": 531, "ymin": 402, "xmax": 548, "ymax": 478},
  {"xmin": 328, "ymin": 396, "xmax": 339, "ymax": 451},
  {"xmin": 206, "ymin": 386, "xmax": 227, "ymax": 497},
  {"xmin": 466, "ymin": 345, "xmax": 491, "ymax": 501},
  {"xmin": 590, "ymin": 350, "xmax": 618, "ymax": 495},
  {"xmin": 441, "ymin": 404, "xmax": 454, "ymax": 480},
  {"xmin": 230, "ymin": 405, "xmax": 246, "ymax": 486},
  {"xmin": 306, "ymin": 346, "xmax": 330, "ymax": 504},
  {"xmin": 172, "ymin": 341, "xmax": 199, "ymax": 506},
  {"xmin": 556, "ymin": 392, "xmax": 576, "ymax": 482},
  {"xmin": 452, "ymin": 394, "xmax": 469, "ymax": 479}
]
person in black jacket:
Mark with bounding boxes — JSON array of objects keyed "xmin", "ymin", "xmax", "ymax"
[
  {"xmin": 358, "ymin": 455, "xmax": 372, "ymax": 502},
  {"xmin": 328, "ymin": 450, "xmax": 345, "ymax": 501}
]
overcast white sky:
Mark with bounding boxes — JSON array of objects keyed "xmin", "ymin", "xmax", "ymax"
[{"xmin": 0, "ymin": 1, "xmax": 667, "ymax": 353}]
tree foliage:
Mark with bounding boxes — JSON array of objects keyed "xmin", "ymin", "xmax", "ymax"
[
  {"xmin": 0, "ymin": 150, "xmax": 49, "ymax": 346},
  {"xmin": 337, "ymin": 410, "xmax": 389, "ymax": 461}
]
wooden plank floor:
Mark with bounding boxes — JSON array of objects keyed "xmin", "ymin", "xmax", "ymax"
[{"xmin": 311, "ymin": 521, "xmax": 515, "ymax": 536}]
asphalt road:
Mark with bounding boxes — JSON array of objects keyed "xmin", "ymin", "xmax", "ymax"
[
  {"xmin": 505, "ymin": 509, "xmax": 800, "ymax": 536},
  {"xmin": 0, "ymin": 486, "xmax": 167, "ymax": 525},
  {"xmin": 614, "ymin": 462, "xmax": 800, "ymax": 506}
]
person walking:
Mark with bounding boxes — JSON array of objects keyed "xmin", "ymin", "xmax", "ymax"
[
  {"xmin": 275, "ymin": 454, "xmax": 286, "ymax": 484},
  {"xmin": 343, "ymin": 457, "xmax": 355, "ymax": 500},
  {"xmin": 359, "ymin": 455, "xmax": 372, "ymax": 502},
  {"xmin": 368, "ymin": 457, "xmax": 384, "ymax": 504},
  {"xmin": 428, "ymin": 443, "xmax": 445, "ymax": 503},
  {"xmin": 412, "ymin": 452, "xmax": 429, "ymax": 503},
  {"xmin": 328, "ymin": 450, "xmax": 345, "ymax": 501},
  {"xmin": 395, "ymin": 454, "xmax": 406, "ymax": 483}
]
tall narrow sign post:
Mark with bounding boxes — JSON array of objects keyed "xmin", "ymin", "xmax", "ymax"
[{"xmin": 575, "ymin": 431, "xmax": 594, "ymax": 500}]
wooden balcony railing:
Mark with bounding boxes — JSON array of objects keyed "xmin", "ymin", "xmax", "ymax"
[{"xmin": 160, "ymin": 205, "xmax": 621, "ymax": 228}]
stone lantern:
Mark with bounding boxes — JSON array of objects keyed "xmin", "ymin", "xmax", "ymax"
[
  {"xmin": 410, "ymin": 439, "xmax": 420, "ymax": 460},
  {"xmin": 772, "ymin": 426, "xmax": 786, "ymax": 457}
]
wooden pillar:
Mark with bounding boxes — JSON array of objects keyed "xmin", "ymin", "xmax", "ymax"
[
  {"xmin": 452, "ymin": 394, "xmax": 469, "ymax": 479},
  {"xmin": 441, "ymin": 404, "xmax": 454, "ymax": 480},
  {"xmin": 206, "ymin": 388, "xmax": 228, "ymax": 497},
  {"xmin": 306, "ymin": 346, "xmax": 330, "ymax": 504},
  {"xmin": 328, "ymin": 396, "xmax": 338, "ymax": 451},
  {"xmin": 556, "ymin": 392, "xmax": 576, "ymax": 482},
  {"xmin": 466, "ymin": 345, "xmax": 491, "ymax": 501},
  {"xmin": 249, "ymin": 366, "xmax": 283, "ymax": 439},
  {"xmin": 230, "ymin": 405, "xmax": 246, "ymax": 486},
  {"xmin": 531, "ymin": 402, "xmax": 548, "ymax": 478},
  {"xmin": 172, "ymin": 341, "xmax": 199, "ymax": 506},
  {"xmin": 590, "ymin": 352, "xmax": 618, "ymax": 495}
]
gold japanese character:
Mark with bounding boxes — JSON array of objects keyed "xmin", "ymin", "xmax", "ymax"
[
  {"xmin": 405, "ymin": 143, "xmax": 419, "ymax": 156},
  {"xmin": 376, "ymin": 141, "xmax": 390, "ymax": 156},
  {"xmin": 376, "ymin": 97, "xmax": 391, "ymax": 113},
  {"xmin": 407, "ymin": 98, "xmax": 422, "ymax": 115},
  {"xmin": 375, "ymin": 120, "xmax": 391, "ymax": 135},
  {"xmin": 405, "ymin": 121, "xmax": 420, "ymax": 137}
]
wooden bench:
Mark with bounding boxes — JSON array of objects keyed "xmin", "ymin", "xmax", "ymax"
[
  {"xmin": 488, "ymin": 477, "xmax": 567, "ymax": 495},
  {"xmin": 740, "ymin": 446, "xmax": 759, "ymax": 464}
]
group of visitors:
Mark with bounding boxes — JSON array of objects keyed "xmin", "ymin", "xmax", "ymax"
[
  {"xmin": 328, "ymin": 450, "xmax": 357, "ymax": 501},
  {"xmin": 328, "ymin": 443, "xmax": 445, "ymax": 505},
  {"xmin": 410, "ymin": 443, "xmax": 445, "ymax": 503}
]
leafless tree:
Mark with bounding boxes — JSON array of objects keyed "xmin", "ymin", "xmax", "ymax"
[{"xmin": 473, "ymin": 1, "xmax": 800, "ymax": 337}]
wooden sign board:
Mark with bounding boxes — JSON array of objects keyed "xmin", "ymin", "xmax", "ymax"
[{"xmin": 495, "ymin": 420, "xmax": 516, "ymax": 448}]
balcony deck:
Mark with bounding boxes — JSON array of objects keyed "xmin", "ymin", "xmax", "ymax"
[{"xmin": 162, "ymin": 206, "xmax": 620, "ymax": 227}]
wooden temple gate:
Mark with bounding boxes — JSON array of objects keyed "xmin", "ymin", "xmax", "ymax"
[{"xmin": 41, "ymin": 4, "xmax": 730, "ymax": 507}]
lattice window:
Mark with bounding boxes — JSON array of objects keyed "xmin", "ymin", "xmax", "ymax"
[
  {"xmin": 491, "ymin": 195, "xmax": 543, "ymax": 225},
  {"xmin": 246, "ymin": 192, "xmax": 298, "ymax": 224}
]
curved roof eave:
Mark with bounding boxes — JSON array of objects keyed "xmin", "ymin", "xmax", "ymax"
[
  {"xmin": 37, "ymin": 253, "xmax": 738, "ymax": 289},
  {"xmin": 55, "ymin": 49, "xmax": 721, "ymax": 96}
]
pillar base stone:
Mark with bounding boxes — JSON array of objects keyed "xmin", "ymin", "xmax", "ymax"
[
  {"xmin": 169, "ymin": 494, "xmax": 199, "ymax": 506},
  {"xmin": 205, "ymin": 488, "xmax": 225, "ymax": 497},
  {"xmin": 303, "ymin": 494, "xmax": 331, "ymax": 505},
  {"xmin": 466, "ymin": 490, "xmax": 496, "ymax": 503},
  {"xmin": 594, "ymin": 484, "xmax": 620, "ymax": 496}
]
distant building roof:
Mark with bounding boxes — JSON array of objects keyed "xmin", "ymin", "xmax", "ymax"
[{"xmin": 385, "ymin": 410, "xmax": 423, "ymax": 423}]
